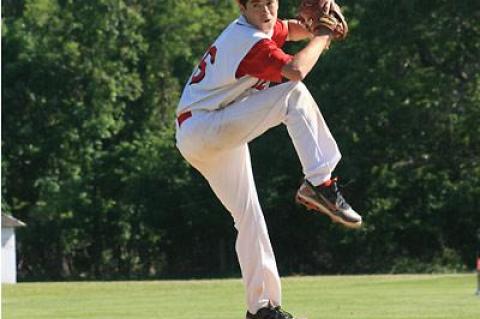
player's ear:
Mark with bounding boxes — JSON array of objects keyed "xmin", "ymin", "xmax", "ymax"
[{"xmin": 236, "ymin": 0, "xmax": 247, "ymax": 12}]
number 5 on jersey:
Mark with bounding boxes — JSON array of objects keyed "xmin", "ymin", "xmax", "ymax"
[{"xmin": 190, "ymin": 46, "xmax": 217, "ymax": 85}]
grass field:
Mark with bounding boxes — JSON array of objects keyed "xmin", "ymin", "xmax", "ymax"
[{"xmin": 2, "ymin": 274, "xmax": 479, "ymax": 319}]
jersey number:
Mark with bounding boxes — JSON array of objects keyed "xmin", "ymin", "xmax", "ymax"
[{"xmin": 190, "ymin": 46, "xmax": 218, "ymax": 85}]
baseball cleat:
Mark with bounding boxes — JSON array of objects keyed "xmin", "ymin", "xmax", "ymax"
[
  {"xmin": 295, "ymin": 178, "xmax": 362, "ymax": 229},
  {"xmin": 246, "ymin": 305, "xmax": 300, "ymax": 319}
]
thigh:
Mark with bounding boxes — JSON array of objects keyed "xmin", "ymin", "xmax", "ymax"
[{"xmin": 202, "ymin": 81, "xmax": 298, "ymax": 150}]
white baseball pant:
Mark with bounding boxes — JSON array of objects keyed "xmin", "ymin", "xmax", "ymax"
[{"xmin": 175, "ymin": 81, "xmax": 341, "ymax": 313}]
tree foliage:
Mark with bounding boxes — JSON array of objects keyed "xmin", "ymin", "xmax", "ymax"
[{"xmin": 2, "ymin": 0, "xmax": 479, "ymax": 280}]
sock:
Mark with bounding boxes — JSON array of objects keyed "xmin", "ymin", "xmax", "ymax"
[{"xmin": 321, "ymin": 179, "xmax": 333, "ymax": 188}]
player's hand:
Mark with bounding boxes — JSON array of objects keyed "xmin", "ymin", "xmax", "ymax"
[{"xmin": 297, "ymin": 0, "xmax": 347, "ymax": 40}]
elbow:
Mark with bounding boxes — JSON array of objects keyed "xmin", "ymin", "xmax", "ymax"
[
  {"xmin": 282, "ymin": 65, "xmax": 308, "ymax": 82},
  {"xmin": 292, "ymin": 70, "xmax": 307, "ymax": 81}
]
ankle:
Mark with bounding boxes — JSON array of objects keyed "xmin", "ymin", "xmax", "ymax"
[{"xmin": 318, "ymin": 177, "xmax": 337, "ymax": 188}]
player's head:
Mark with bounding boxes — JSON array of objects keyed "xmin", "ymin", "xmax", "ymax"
[{"xmin": 236, "ymin": 0, "xmax": 279, "ymax": 33}]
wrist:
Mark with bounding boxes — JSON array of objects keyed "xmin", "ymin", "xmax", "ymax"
[
  {"xmin": 313, "ymin": 26, "xmax": 334, "ymax": 38},
  {"xmin": 310, "ymin": 33, "xmax": 332, "ymax": 50},
  {"xmin": 311, "ymin": 32, "xmax": 332, "ymax": 43}
]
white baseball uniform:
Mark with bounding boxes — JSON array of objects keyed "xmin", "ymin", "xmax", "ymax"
[{"xmin": 176, "ymin": 15, "xmax": 341, "ymax": 314}]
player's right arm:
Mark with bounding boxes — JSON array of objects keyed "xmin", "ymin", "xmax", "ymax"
[{"xmin": 281, "ymin": 33, "xmax": 331, "ymax": 81}]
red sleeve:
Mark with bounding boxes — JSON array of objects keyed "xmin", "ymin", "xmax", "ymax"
[
  {"xmin": 272, "ymin": 19, "xmax": 289, "ymax": 48},
  {"xmin": 236, "ymin": 20, "xmax": 293, "ymax": 83}
]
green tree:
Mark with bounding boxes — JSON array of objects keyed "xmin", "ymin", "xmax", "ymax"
[
  {"xmin": 292, "ymin": 0, "xmax": 480, "ymax": 271},
  {"xmin": 3, "ymin": 0, "xmax": 149, "ymax": 278},
  {"xmin": 3, "ymin": 0, "xmax": 479, "ymax": 280},
  {"xmin": 3, "ymin": 0, "xmax": 238, "ymax": 279}
]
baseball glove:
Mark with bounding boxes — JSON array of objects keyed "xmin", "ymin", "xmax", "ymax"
[{"xmin": 297, "ymin": 0, "xmax": 348, "ymax": 39}]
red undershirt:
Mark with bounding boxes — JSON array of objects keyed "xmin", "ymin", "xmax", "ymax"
[{"xmin": 236, "ymin": 19, "xmax": 293, "ymax": 83}]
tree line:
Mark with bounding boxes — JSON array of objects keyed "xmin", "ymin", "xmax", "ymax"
[{"xmin": 2, "ymin": 0, "xmax": 479, "ymax": 280}]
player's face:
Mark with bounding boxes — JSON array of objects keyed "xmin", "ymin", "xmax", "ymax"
[{"xmin": 240, "ymin": 0, "xmax": 278, "ymax": 32}]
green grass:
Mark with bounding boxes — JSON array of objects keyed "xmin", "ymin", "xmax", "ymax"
[{"xmin": 2, "ymin": 274, "xmax": 479, "ymax": 319}]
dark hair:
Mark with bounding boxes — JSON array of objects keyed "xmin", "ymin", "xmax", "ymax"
[{"xmin": 239, "ymin": 0, "xmax": 277, "ymax": 6}]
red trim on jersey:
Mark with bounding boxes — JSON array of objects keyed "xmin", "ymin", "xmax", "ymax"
[
  {"xmin": 271, "ymin": 19, "xmax": 289, "ymax": 48},
  {"xmin": 236, "ymin": 20, "xmax": 293, "ymax": 83},
  {"xmin": 177, "ymin": 111, "xmax": 192, "ymax": 127}
]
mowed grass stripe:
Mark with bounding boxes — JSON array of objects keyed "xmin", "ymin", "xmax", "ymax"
[{"xmin": 3, "ymin": 274, "xmax": 479, "ymax": 319}]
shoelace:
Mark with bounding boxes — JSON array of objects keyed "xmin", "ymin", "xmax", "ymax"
[
  {"xmin": 255, "ymin": 306, "xmax": 294, "ymax": 319},
  {"xmin": 331, "ymin": 181, "xmax": 350, "ymax": 209},
  {"xmin": 274, "ymin": 306, "xmax": 294, "ymax": 319}
]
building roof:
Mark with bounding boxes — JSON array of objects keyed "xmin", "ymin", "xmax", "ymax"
[{"xmin": 1, "ymin": 213, "xmax": 26, "ymax": 228}]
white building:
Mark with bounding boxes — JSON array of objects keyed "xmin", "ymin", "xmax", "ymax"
[{"xmin": 2, "ymin": 213, "xmax": 26, "ymax": 284}]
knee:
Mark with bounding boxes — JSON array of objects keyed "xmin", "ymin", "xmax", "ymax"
[
  {"xmin": 284, "ymin": 81, "xmax": 309, "ymax": 96},
  {"xmin": 286, "ymin": 81, "xmax": 317, "ymax": 114},
  {"xmin": 291, "ymin": 81, "xmax": 309, "ymax": 94},
  {"xmin": 291, "ymin": 81, "xmax": 315, "ymax": 103}
]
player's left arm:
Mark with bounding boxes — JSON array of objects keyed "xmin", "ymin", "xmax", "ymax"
[{"xmin": 285, "ymin": 19, "xmax": 313, "ymax": 42}]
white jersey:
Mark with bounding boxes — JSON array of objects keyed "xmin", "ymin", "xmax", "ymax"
[{"xmin": 177, "ymin": 16, "xmax": 273, "ymax": 115}]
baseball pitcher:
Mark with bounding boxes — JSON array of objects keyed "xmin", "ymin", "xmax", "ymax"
[{"xmin": 175, "ymin": 0, "xmax": 362, "ymax": 318}]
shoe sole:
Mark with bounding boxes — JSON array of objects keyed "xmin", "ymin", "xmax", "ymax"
[
  {"xmin": 246, "ymin": 316, "xmax": 306, "ymax": 319},
  {"xmin": 295, "ymin": 192, "xmax": 362, "ymax": 229}
]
